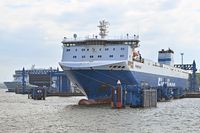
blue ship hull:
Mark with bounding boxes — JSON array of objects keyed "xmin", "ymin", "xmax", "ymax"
[{"xmin": 64, "ymin": 70, "xmax": 189, "ymax": 100}]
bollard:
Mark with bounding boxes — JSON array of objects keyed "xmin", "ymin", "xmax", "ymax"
[{"xmin": 111, "ymin": 80, "xmax": 124, "ymax": 109}]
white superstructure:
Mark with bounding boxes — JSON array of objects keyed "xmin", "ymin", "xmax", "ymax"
[{"xmin": 59, "ymin": 20, "xmax": 191, "ymax": 100}]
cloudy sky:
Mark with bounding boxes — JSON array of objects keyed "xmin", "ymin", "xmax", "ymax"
[{"xmin": 0, "ymin": 0, "xmax": 200, "ymax": 82}]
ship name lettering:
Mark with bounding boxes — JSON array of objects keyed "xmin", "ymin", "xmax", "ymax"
[
  {"xmin": 158, "ymin": 77, "xmax": 176, "ymax": 87},
  {"xmin": 135, "ymin": 65, "xmax": 141, "ymax": 69}
]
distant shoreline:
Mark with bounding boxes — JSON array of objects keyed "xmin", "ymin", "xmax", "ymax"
[{"xmin": 0, "ymin": 83, "xmax": 6, "ymax": 89}]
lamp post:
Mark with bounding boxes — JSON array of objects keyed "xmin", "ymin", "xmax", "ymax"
[
  {"xmin": 181, "ymin": 53, "xmax": 184, "ymax": 68},
  {"xmin": 181, "ymin": 53, "xmax": 184, "ymax": 65}
]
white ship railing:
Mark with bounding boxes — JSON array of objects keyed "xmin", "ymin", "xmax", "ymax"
[{"xmin": 62, "ymin": 35, "xmax": 140, "ymax": 43}]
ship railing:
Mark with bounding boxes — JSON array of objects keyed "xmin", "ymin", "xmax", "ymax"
[
  {"xmin": 162, "ymin": 64, "xmax": 191, "ymax": 74},
  {"xmin": 62, "ymin": 35, "xmax": 140, "ymax": 42},
  {"xmin": 133, "ymin": 58, "xmax": 144, "ymax": 63}
]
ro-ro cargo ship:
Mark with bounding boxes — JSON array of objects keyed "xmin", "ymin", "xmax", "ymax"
[{"xmin": 59, "ymin": 20, "xmax": 190, "ymax": 103}]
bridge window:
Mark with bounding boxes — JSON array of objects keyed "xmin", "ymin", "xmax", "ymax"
[
  {"xmin": 75, "ymin": 49, "xmax": 77, "ymax": 51},
  {"xmin": 65, "ymin": 44, "xmax": 70, "ymax": 47},
  {"xmin": 81, "ymin": 49, "xmax": 85, "ymax": 51},
  {"xmin": 90, "ymin": 55, "xmax": 94, "ymax": 58},
  {"xmin": 105, "ymin": 48, "xmax": 109, "ymax": 51},
  {"xmin": 98, "ymin": 55, "xmax": 102, "ymax": 58},
  {"xmin": 121, "ymin": 48, "xmax": 125, "ymax": 50},
  {"xmin": 87, "ymin": 49, "xmax": 89, "ymax": 51},
  {"xmin": 113, "ymin": 48, "xmax": 115, "ymax": 51},
  {"xmin": 73, "ymin": 56, "xmax": 77, "ymax": 58},
  {"xmin": 66, "ymin": 49, "xmax": 70, "ymax": 51},
  {"xmin": 99, "ymin": 48, "xmax": 102, "ymax": 51},
  {"xmin": 120, "ymin": 55, "xmax": 124, "ymax": 57},
  {"xmin": 82, "ymin": 56, "xmax": 85, "ymax": 58},
  {"xmin": 109, "ymin": 55, "xmax": 113, "ymax": 58}
]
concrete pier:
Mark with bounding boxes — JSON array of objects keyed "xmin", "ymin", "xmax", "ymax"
[
  {"xmin": 182, "ymin": 92, "xmax": 200, "ymax": 98},
  {"xmin": 47, "ymin": 92, "xmax": 84, "ymax": 97}
]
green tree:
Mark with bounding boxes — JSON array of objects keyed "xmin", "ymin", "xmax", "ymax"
[{"xmin": 196, "ymin": 73, "xmax": 200, "ymax": 87}]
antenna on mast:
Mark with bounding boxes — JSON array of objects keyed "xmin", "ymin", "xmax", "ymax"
[{"xmin": 98, "ymin": 20, "xmax": 109, "ymax": 39}]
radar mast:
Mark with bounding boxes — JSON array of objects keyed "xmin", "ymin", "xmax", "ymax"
[{"xmin": 98, "ymin": 20, "xmax": 109, "ymax": 39}]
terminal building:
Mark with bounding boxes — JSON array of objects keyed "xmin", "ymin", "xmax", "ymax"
[{"xmin": 28, "ymin": 68, "xmax": 72, "ymax": 93}]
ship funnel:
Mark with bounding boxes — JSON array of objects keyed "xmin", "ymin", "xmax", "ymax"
[{"xmin": 158, "ymin": 48, "xmax": 174, "ymax": 66}]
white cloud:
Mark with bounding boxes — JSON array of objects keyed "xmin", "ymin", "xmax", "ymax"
[
  {"xmin": 1, "ymin": 0, "xmax": 200, "ymax": 51},
  {"xmin": 1, "ymin": 0, "xmax": 200, "ymax": 81}
]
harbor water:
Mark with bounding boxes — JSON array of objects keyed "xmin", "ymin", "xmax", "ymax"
[{"xmin": 0, "ymin": 88, "xmax": 200, "ymax": 133}]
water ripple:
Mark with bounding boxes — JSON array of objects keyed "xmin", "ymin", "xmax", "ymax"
[{"xmin": 0, "ymin": 89, "xmax": 200, "ymax": 133}]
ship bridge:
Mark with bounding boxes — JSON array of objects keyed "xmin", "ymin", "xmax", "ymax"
[
  {"xmin": 61, "ymin": 20, "xmax": 140, "ymax": 63},
  {"xmin": 62, "ymin": 38, "xmax": 140, "ymax": 48},
  {"xmin": 62, "ymin": 20, "xmax": 140, "ymax": 48}
]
